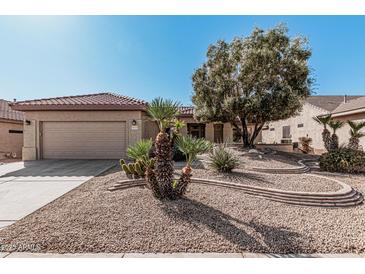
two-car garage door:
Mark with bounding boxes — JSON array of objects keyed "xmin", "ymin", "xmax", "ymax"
[{"xmin": 42, "ymin": 121, "xmax": 126, "ymax": 159}]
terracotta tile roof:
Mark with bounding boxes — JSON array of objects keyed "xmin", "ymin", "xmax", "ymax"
[
  {"xmin": 178, "ymin": 106, "xmax": 194, "ymax": 116},
  {"xmin": 332, "ymin": 96, "xmax": 365, "ymax": 115},
  {"xmin": 306, "ymin": 95, "xmax": 363, "ymax": 112},
  {"xmin": 11, "ymin": 92, "xmax": 147, "ymax": 111},
  {"xmin": 0, "ymin": 99, "xmax": 24, "ymax": 122}
]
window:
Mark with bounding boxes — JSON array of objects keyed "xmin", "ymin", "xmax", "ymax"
[
  {"xmin": 297, "ymin": 123, "xmax": 304, "ymax": 128},
  {"xmin": 9, "ymin": 129, "xmax": 23, "ymax": 134},
  {"xmin": 270, "ymin": 128, "xmax": 275, "ymax": 131},
  {"xmin": 282, "ymin": 126, "xmax": 291, "ymax": 138}
]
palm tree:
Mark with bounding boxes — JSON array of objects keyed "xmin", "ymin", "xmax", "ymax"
[
  {"xmin": 313, "ymin": 114, "xmax": 332, "ymax": 151},
  {"xmin": 175, "ymin": 135, "xmax": 212, "ymax": 197},
  {"xmin": 328, "ymin": 120, "xmax": 344, "ymax": 150},
  {"xmin": 347, "ymin": 120, "xmax": 365, "ymax": 150},
  {"xmin": 147, "ymin": 98, "xmax": 180, "ymax": 199}
]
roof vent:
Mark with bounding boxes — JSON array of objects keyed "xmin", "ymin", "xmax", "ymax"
[{"xmin": 13, "ymin": 98, "xmax": 16, "ymax": 103}]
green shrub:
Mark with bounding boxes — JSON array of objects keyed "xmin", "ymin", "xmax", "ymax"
[
  {"xmin": 127, "ymin": 139, "xmax": 153, "ymax": 161},
  {"xmin": 319, "ymin": 148, "xmax": 365, "ymax": 173},
  {"xmin": 208, "ymin": 145, "xmax": 239, "ymax": 173}
]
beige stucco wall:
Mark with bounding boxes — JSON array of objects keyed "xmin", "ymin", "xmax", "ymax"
[
  {"xmin": 261, "ymin": 103, "xmax": 329, "ymax": 153},
  {"xmin": 22, "ymin": 110, "xmax": 143, "ymax": 160},
  {"xmin": 0, "ymin": 120, "xmax": 23, "ymax": 158}
]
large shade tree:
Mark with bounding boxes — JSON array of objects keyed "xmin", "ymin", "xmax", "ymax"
[{"xmin": 192, "ymin": 24, "xmax": 313, "ymax": 147}]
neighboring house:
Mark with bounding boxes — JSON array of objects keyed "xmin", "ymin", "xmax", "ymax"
[
  {"xmin": 0, "ymin": 99, "xmax": 24, "ymax": 158},
  {"xmin": 11, "ymin": 92, "xmax": 249, "ymax": 160},
  {"xmin": 260, "ymin": 95, "xmax": 365, "ymax": 154},
  {"xmin": 330, "ymin": 96, "xmax": 365, "ymax": 150}
]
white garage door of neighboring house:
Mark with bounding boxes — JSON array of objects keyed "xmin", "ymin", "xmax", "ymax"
[{"xmin": 42, "ymin": 121, "xmax": 126, "ymax": 159}]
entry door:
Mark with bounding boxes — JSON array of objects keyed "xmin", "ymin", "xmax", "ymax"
[{"xmin": 214, "ymin": 124, "xmax": 224, "ymax": 143}]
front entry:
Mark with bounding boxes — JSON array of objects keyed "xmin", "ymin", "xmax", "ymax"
[
  {"xmin": 187, "ymin": 123, "xmax": 205, "ymax": 139},
  {"xmin": 214, "ymin": 124, "xmax": 224, "ymax": 143}
]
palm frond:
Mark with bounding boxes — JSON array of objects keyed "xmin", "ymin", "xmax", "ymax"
[
  {"xmin": 176, "ymin": 135, "xmax": 212, "ymax": 165},
  {"xmin": 147, "ymin": 97, "xmax": 181, "ymax": 131},
  {"xmin": 328, "ymin": 120, "xmax": 344, "ymax": 132},
  {"xmin": 313, "ymin": 114, "xmax": 332, "ymax": 128}
]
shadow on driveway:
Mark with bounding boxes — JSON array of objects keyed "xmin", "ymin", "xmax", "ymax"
[{"xmin": 0, "ymin": 160, "xmax": 118, "ymax": 178}]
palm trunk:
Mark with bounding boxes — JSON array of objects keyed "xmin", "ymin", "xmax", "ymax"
[
  {"xmin": 322, "ymin": 129, "xmax": 331, "ymax": 152},
  {"xmin": 348, "ymin": 137, "xmax": 359, "ymax": 150},
  {"xmin": 154, "ymin": 132, "xmax": 174, "ymax": 199}
]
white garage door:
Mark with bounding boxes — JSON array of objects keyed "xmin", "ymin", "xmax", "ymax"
[{"xmin": 42, "ymin": 121, "xmax": 126, "ymax": 159}]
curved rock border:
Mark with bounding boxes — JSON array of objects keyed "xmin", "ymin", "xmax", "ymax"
[
  {"xmin": 108, "ymin": 173, "xmax": 363, "ymax": 208},
  {"xmin": 246, "ymin": 159, "xmax": 311, "ymax": 174}
]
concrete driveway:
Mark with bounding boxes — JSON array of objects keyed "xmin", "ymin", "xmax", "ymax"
[{"xmin": 0, "ymin": 160, "xmax": 116, "ymax": 229}]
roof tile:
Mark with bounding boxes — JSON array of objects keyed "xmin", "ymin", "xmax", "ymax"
[
  {"xmin": 0, "ymin": 99, "xmax": 24, "ymax": 122},
  {"xmin": 11, "ymin": 92, "xmax": 147, "ymax": 111}
]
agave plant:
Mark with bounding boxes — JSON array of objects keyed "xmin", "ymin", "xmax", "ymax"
[
  {"xmin": 313, "ymin": 114, "xmax": 332, "ymax": 151},
  {"xmin": 174, "ymin": 135, "xmax": 212, "ymax": 197},
  {"xmin": 328, "ymin": 119, "xmax": 344, "ymax": 150},
  {"xmin": 347, "ymin": 120, "xmax": 365, "ymax": 150},
  {"xmin": 147, "ymin": 97, "xmax": 181, "ymax": 199}
]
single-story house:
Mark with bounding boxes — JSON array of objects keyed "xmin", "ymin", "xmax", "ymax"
[
  {"xmin": 260, "ymin": 95, "xmax": 365, "ymax": 153},
  {"xmin": 0, "ymin": 99, "xmax": 24, "ymax": 159},
  {"xmin": 11, "ymin": 92, "xmax": 250, "ymax": 160}
]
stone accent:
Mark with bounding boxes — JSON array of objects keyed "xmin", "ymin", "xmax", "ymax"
[{"xmin": 108, "ymin": 173, "xmax": 363, "ymax": 208}]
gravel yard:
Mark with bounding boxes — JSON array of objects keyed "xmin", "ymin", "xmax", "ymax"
[
  {"xmin": 191, "ymin": 169, "xmax": 343, "ymax": 193},
  {"xmin": 0, "ymin": 166, "xmax": 364, "ymax": 254}
]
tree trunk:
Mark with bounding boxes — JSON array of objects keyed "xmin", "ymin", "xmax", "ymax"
[
  {"xmin": 249, "ymin": 123, "xmax": 264, "ymax": 147},
  {"xmin": 240, "ymin": 117, "xmax": 251, "ymax": 148}
]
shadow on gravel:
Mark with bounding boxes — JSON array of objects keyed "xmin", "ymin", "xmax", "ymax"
[{"xmin": 162, "ymin": 197, "xmax": 306, "ymax": 253}]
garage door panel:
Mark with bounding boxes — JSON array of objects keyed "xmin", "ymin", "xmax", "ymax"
[{"xmin": 42, "ymin": 122, "xmax": 126, "ymax": 159}]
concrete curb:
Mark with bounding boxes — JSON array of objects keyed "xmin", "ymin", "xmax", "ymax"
[{"xmin": 2, "ymin": 252, "xmax": 365, "ymax": 258}]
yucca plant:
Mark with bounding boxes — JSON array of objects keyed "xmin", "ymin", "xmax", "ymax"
[
  {"xmin": 313, "ymin": 114, "xmax": 332, "ymax": 151},
  {"xmin": 174, "ymin": 136, "xmax": 212, "ymax": 197},
  {"xmin": 147, "ymin": 97, "xmax": 181, "ymax": 199},
  {"xmin": 328, "ymin": 120, "xmax": 344, "ymax": 151},
  {"xmin": 208, "ymin": 145, "xmax": 239, "ymax": 173},
  {"xmin": 347, "ymin": 120, "xmax": 365, "ymax": 150}
]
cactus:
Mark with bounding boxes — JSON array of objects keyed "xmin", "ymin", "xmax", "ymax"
[
  {"xmin": 120, "ymin": 159, "xmax": 126, "ymax": 167},
  {"xmin": 134, "ymin": 162, "xmax": 145, "ymax": 177},
  {"xmin": 119, "ymin": 157, "xmax": 155, "ymax": 179},
  {"xmin": 122, "ymin": 163, "xmax": 132, "ymax": 176}
]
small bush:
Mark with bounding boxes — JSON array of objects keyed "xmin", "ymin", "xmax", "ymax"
[
  {"xmin": 319, "ymin": 148, "xmax": 365, "ymax": 173},
  {"xmin": 127, "ymin": 139, "xmax": 152, "ymax": 161},
  {"xmin": 208, "ymin": 145, "xmax": 239, "ymax": 173}
]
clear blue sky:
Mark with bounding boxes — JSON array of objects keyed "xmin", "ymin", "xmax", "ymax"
[{"xmin": 0, "ymin": 16, "xmax": 364, "ymax": 104}]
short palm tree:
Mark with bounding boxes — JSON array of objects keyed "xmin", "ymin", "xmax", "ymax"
[
  {"xmin": 147, "ymin": 97, "xmax": 181, "ymax": 199},
  {"xmin": 313, "ymin": 114, "xmax": 332, "ymax": 151},
  {"xmin": 328, "ymin": 120, "xmax": 344, "ymax": 150},
  {"xmin": 175, "ymin": 135, "xmax": 212, "ymax": 197},
  {"xmin": 347, "ymin": 120, "xmax": 365, "ymax": 150}
]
